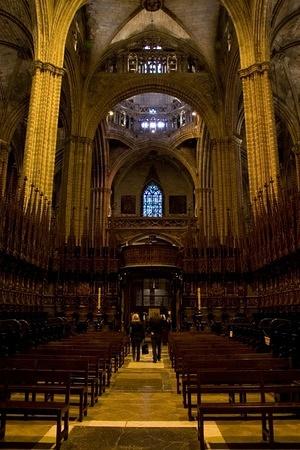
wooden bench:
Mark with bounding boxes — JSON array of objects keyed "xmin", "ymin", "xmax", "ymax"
[
  {"xmin": 12, "ymin": 354, "xmax": 98, "ymax": 407},
  {"xmin": 168, "ymin": 332, "xmax": 253, "ymax": 368},
  {"xmin": 36, "ymin": 358, "xmax": 95, "ymax": 410},
  {"xmin": 178, "ymin": 356, "xmax": 288, "ymax": 396},
  {"xmin": 0, "ymin": 357, "xmax": 89, "ymax": 421},
  {"xmin": 197, "ymin": 383, "xmax": 300, "ymax": 450},
  {"xmin": 0, "ymin": 369, "xmax": 70, "ymax": 449},
  {"xmin": 185, "ymin": 368, "xmax": 300, "ymax": 420},
  {"xmin": 169, "ymin": 333, "xmax": 273, "ymax": 394},
  {"xmin": 35, "ymin": 345, "xmax": 112, "ymax": 389}
]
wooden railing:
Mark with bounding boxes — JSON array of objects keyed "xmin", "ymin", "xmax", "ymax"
[
  {"xmin": 109, "ymin": 216, "xmax": 193, "ymax": 230},
  {"xmin": 121, "ymin": 244, "xmax": 179, "ymax": 267}
]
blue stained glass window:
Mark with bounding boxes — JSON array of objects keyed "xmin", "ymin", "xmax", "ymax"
[{"xmin": 143, "ymin": 182, "xmax": 163, "ymax": 217}]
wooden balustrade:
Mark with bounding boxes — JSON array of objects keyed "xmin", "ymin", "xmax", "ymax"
[{"xmin": 121, "ymin": 244, "xmax": 178, "ymax": 268}]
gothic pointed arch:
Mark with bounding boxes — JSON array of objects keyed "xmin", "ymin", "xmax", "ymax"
[{"xmin": 141, "ymin": 167, "xmax": 163, "ymax": 217}]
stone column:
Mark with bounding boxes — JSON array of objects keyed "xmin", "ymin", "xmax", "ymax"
[
  {"xmin": 23, "ymin": 60, "xmax": 65, "ymax": 201},
  {"xmin": 58, "ymin": 135, "xmax": 93, "ymax": 243},
  {"xmin": 292, "ymin": 143, "xmax": 300, "ymax": 192},
  {"xmin": 195, "ymin": 187, "xmax": 213, "ymax": 238},
  {"xmin": 239, "ymin": 62, "xmax": 279, "ymax": 203},
  {"xmin": 57, "ymin": 138, "xmax": 72, "ymax": 245},
  {"xmin": 70, "ymin": 136, "xmax": 93, "ymax": 242},
  {"xmin": 0, "ymin": 140, "xmax": 9, "ymax": 196},
  {"xmin": 211, "ymin": 137, "xmax": 243, "ymax": 241},
  {"xmin": 194, "ymin": 187, "xmax": 201, "ymax": 219},
  {"xmin": 232, "ymin": 135, "xmax": 244, "ymax": 235},
  {"xmin": 100, "ymin": 186, "xmax": 111, "ymax": 246}
]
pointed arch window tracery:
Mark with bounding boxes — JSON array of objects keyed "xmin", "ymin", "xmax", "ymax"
[{"xmin": 142, "ymin": 182, "xmax": 163, "ymax": 217}]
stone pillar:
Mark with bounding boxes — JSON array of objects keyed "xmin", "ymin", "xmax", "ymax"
[
  {"xmin": 70, "ymin": 136, "xmax": 93, "ymax": 242},
  {"xmin": 211, "ymin": 137, "xmax": 243, "ymax": 241},
  {"xmin": 100, "ymin": 186, "xmax": 111, "ymax": 246},
  {"xmin": 0, "ymin": 140, "xmax": 9, "ymax": 196},
  {"xmin": 292, "ymin": 143, "xmax": 300, "ymax": 192},
  {"xmin": 239, "ymin": 62, "xmax": 279, "ymax": 203},
  {"xmin": 232, "ymin": 136, "xmax": 244, "ymax": 235},
  {"xmin": 175, "ymin": 288, "xmax": 181, "ymax": 331},
  {"xmin": 195, "ymin": 187, "xmax": 213, "ymax": 238},
  {"xmin": 194, "ymin": 187, "xmax": 201, "ymax": 219},
  {"xmin": 57, "ymin": 138, "xmax": 72, "ymax": 245},
  {"xmin": 23, "ymin": 60, "xmax": 65, "ymax": 201}
]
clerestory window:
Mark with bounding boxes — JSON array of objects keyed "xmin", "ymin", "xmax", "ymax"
[{"xmin": 142, "ymin": 182, "xmax": 163, "ymax": 217}]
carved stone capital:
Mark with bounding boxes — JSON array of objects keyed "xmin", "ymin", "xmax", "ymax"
[
  {"xmin": 239, "ymin": 61, "xmax": 270, "ymax": 79},
  {"xmin": 34, "ymin": 60, "xmax": 65, "ymax": 77}
]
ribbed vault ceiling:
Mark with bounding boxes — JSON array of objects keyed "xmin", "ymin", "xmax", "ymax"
[
  {"xmin": 0, "ymin": 0, "xmax": 300, "ymax": 172},
  {"xmin": 86, "ymin": 0, "xmax": 219, "ymax": 70}
]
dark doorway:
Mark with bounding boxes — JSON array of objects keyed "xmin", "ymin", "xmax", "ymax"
[{"xmin": 120, "ymin": 268, "xmax": 180, "ymax": 330}]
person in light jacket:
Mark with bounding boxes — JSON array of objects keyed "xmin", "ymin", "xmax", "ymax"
[{"xmin": 130, "ymin": 313, "xmax": 145, "ymax": 362}]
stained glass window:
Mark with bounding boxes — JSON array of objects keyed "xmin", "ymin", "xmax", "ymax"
[{"xmin": 143, "ymin": 182, "xmax": 163, "ymax": 217}]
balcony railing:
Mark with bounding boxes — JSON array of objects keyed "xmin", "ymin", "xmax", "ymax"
[
  {"xmin": 109, "ymin": 216, "xmax": 195, "ymax": 230},
  {"xmin": 106, "ymin": 120, "xmax": 200, "ymax": 142},
  {"xmin": 121, "ymin": 244, "xmax": 179, "ymax": 268},
  {"xmin": 100, "ymin": 50, "xmax": 203, "ymax": 75}
]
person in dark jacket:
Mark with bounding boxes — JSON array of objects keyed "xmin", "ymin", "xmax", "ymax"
[
  {"xmin": 130, "ymin": 313, "xmax": 145, "ymax": 362},
  {"xmin": 148, "ymin": 313, "xmax": 164, "ymax": 362}
]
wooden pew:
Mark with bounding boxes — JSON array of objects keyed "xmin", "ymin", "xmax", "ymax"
[
  {"xmin": 197, "ymin": 381, "xmax": 300, "ymax": 450},
  {"xmin": 178, "ymin": 355, "xmax": 288, "ymax": 396},
  {"xmin": 0, "ymin": 369, "xmax": 70, "ymax": 449},
  {"xmin": 168, "ymin": 332, "xmax": 254, "ymax": 367},
  {"xmin": 186, "ymin": 368, "xmax": 300, "ymax": 421},
  {"xmin": 45, "ymin": 331, "xmax": 127, "ymax": 372},
  {"xmin": 37, "ymin": 359, "xmax": 89, "ymax": 419},
  {"xmin": 0, "ymin": 357, "xmax": 89, "ymax": 421},
  {"xmin": 35, "ymin": 344, "xmax": 112, "ymax": 388}
]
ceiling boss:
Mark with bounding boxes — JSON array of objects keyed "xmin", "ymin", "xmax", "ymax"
[{"xmin": 142, "ymin": 0, "xmax": 163, "ymax": 12}]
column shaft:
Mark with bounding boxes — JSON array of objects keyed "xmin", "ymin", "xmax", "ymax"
[
  {"xmin": 195, "ymin": 187, "xmax": 213, "ymax": 238},
  {"xmin": 23, "ymin": 60, "xmax": 64, "ymax": 201},
  {"xmin": 211, "ymin": 138, "xmax": 243, "ymax": 241},
  {"xmin": 292, "ymin": 143, "xmax": 300, "ymax": 192},
  {"xmin": 100, "ymin": 187, "xmax": 111, "ymax": 246},
  {"xmin": 0, "ymin": 140, "xmax": 9, "ymax": 196},
  {"xmin": 71, "ymin": 136, "xmax": 93, "ymax": 242},
  {"xmin": 240, "ymin": 62, "xmax": 279, "ymax": 202}
]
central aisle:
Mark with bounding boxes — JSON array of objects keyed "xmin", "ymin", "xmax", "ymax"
[{"xmin": 60, "ymin": 344, "xmax": 223, "ymax": 449}]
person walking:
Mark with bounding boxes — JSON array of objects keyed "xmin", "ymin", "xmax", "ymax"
[
  {"xmin": 148, "ymin": 312, "xmax": 164, "ymax": 363},
  {"xmin": 161, "ymin": 314, "xmax": 171, "ymax": 344},
  {"xmin": 130, "ymin": 313, "xmax": 145, "ymax": 362}
]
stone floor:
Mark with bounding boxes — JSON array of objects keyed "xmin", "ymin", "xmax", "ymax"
[{"xmin": 2, "ymin": 346, "xmax": 300, "ymax": 449}]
